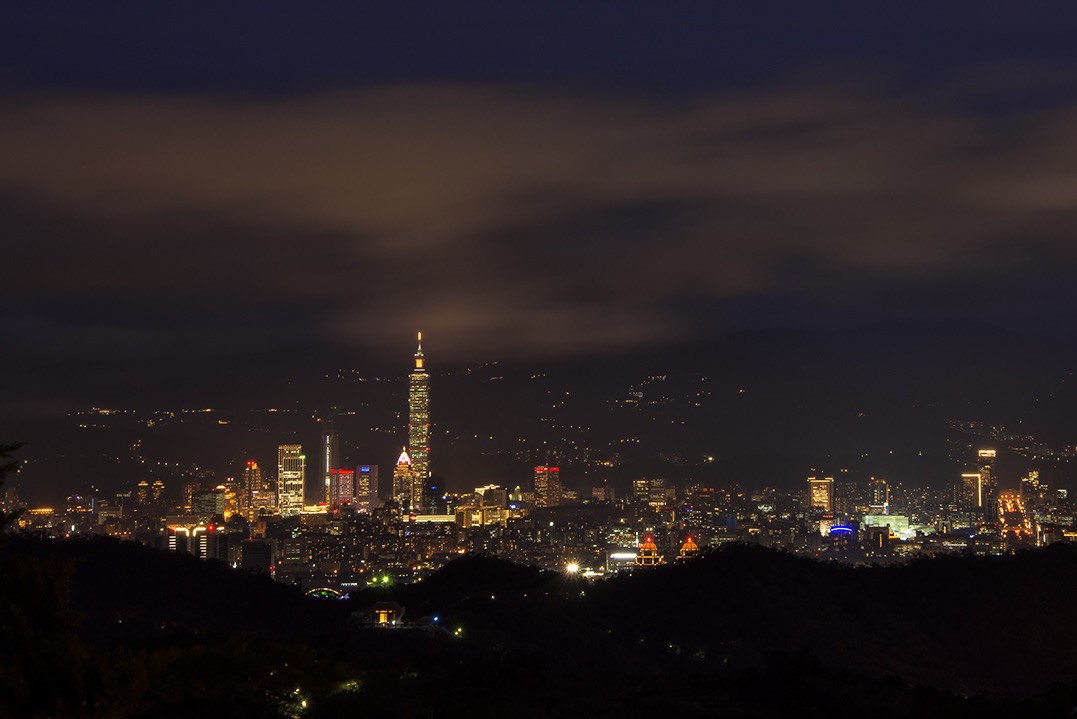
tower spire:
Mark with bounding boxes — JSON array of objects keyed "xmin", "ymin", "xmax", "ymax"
[{"xmin": 407, "ymin": 329, "xmax": 431, "ymax": 507}]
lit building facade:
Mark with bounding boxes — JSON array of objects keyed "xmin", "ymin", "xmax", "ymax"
[
  {"xmin": 978, "ymin": 449, "xmax": 998, "ymax": 520},
  {"xmin": 533, "ymin": 466, "xmax": 562, "ymax": 507},
  {"xmin": 408, "ymin": 332, "xmax": 431, "ymax": 486},
  {"xmin": 960, "ymin": 449, "xmax": 998, "ymax": 516},
  {"xmin": 632, "ymin": 478, "xmax": 649, "ymax": 503},
  {"xmin": 635, "ymin": 535, "xmax": 663, "ymax": 567},
  {"xmin": 321, "ymin": 415, "xmax": 339, "ymax": 504},
  {"xmin": 808, "ymin": 475, "xmax": 834, "ymax": 514},
  {"xmin": 677, "ymin": 535, "xmax": 700, "ymax": 562},
  {"xmin": 961, "ymin": 472, "xmax": 983, "ymax": 509},
  {"xmin": 240, "ymin": 460, "xmax": 263, "ymax": 517},
  {"xmin": 355, "ymin": 464, "xmax": 379, "ymax": 513},
  {"xmin": 277, "ymin": 444, "xmax": 305, "ymax": 517},
  {"xmin": 868, "ymin": 477, "xmax": 889, "ymax": 508},
  {"xmin": 392, "ymin": 448, "xmax": 418, "ymax": 512},
  {"xmin": 328, "ymin": 468, "xmax": 355, "ymax": 509},
  {"xmin": 862, "ymin": 476, "xmax": 888, "ymax": 516},
  {"xmin": 191, "ymin": 487, "xmax": 226, "ymax": 518}
]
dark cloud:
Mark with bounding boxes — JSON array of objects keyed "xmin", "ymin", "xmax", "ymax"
[{"xmin": 4, "ymin": 85, "xmax": 1077, "ymax": 361}]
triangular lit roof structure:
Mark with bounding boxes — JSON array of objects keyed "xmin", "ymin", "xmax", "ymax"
[
  {"xmin": 635, "ymin": 535, "xmax": 663, "ymax": 567},
  {"xmin": 677, "ymin": 535, "xmax": 700, "ymax": 562}
]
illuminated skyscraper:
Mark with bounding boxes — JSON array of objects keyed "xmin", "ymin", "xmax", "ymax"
[
  {"xmin": 245, "ymin": 460, "xmax": 276, "ymax": 514},
  {"xmin": 182, "ymin": 481, "xmax": 201, "ymax": 512},
  {"xmin": 631, "ymin": 478, "xmax": 649, "ymax": 503},
  {"xmin": 1021, "ymin": 470, "xmax": 1044, "ymax": 508},
  {"xmin": 408, "ymin": 332, "xmax": 431, "ymax": 484},
  {"xmin": 868, "ymin": 477, "xmax": 889, "ymax": 513},
  {"xmin": 978, "ymin": 449, "xmax": 998, "ymax": 520},
  {"xmin": 533, "ymin": 466, "xmax": 562, "ymax": 507},
  {"xmin": 392, "ymin": 448, "xmax": 418, "ymax": 511},
  {"xmin": 328, "ymin": 468, "xmax": 355, "ymax": 508},
  {"xmin": 192, "ymin": 486, "xmax": 226, "ymax": 518},
  {"xmin": 961, "ymin": 472, "xmax": 982, "ymax": 508},
  {"xmin": 833, "ymin": 477, "xmax": 855, "ymax": 516},
  {"xmin": 961, "ymin": 449, "xmax": 998, "ymax": 514},
  {"xmin": 807, "ymin": 475, "xmax": 835, "ymax": 514},
  {"xmin": 239, "ymin": 461, "xmax": 262, "ymax": 517},
  {"xmin": 321, "ymin": 414, "xmax": 339, "ymax": 504},
  {"xmin": 355, "ymin": 465, "xmax": 379, "ymax": 513},
  {"xmin": 648, "ymin": 478, "xmax": 672, "ymax": 508},
  {"xmin": 998, "ymin": 490, "xmax": 1031, "ymax": 543},
  {"xmin": 277, "ymin": 445, "xmax": 305, "ymax": 517}
]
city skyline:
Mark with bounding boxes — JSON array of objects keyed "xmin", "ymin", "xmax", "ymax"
[{"xmin": 6, "ymin": 3, "xmax": 1077, "ymax": 715}]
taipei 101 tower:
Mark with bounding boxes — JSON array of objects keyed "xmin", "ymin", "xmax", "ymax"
[{"xmin": 408, "ymin": 332, "xmax": 431, "ymax": 494}]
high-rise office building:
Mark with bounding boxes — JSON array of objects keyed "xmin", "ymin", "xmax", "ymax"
[
  {"xmin": 961, "ymin": 449, "xmax": 998, "ymax": 515},
  {"xmin": 961, "ymin": 472, "xmax": 983, "ymax": 508},
  {"xmin": 592, "ymin": 485, "xmax": 616, "ymax": 501},
  {"xmin": 868, "ymin": 477, "xmax": 889, "ymax": 510},
  {"xmin": 182, "ymin": 481, "xmax": 201, "ymax": 512},
  {"xmin": 221, "ymin": 480, "xmax": 239, "ymax": 517},
  {"xmin": 1021, "ymin": 470, "xmax": 1044, "ymax": 508},
  {"xmin": 632, "ymin": 478, "xmax": 649, "ymax": 503},
  {"xmin": 191, "ymin": 487, "xmax": 226, "ymax": 518},
  {"xmin": 277, "ymin": 445, "xmax": 305, "ymax": 517},
  {"xmin": 244, "ymin": 460, "xmax": 277, "ymax": 515},
  {"xmin": 251, "ymin": 483, "xmax": 276, "ymax": 514},
  {"xmin": 408, "ymin": 332, "xmax": 431, "ymax": 484},
  {"xmin": 321, "ymin": 414, "xmax": 339, "ymax": 504},
  {"xmin": 978, "ymin": 449, "xmax": 998, "ymax": 520},
  {"xmin": 476, "ymin": 484, "xmax": 508, "ymax": 508},
  {"xmin": 328, "ymin": 468, "xmax": 355, "ymax": 508},
  {"xmin": 392, "ymin": 448, "xmax": 418, "ymax": 511},
  {"xmin": 648, "ymin": 478, "xmax": 673, "ymax": 508},
  {"xmin": 239, "ymin": 461, "xmax": 262, "ymax": 518},
  {"xmin": 833, "ymin": 477, "xmax": 856, "ymax": 516},
  {"xmin": 807, "ymin": 475, "xmax": 835, "ymax": 514},
  {"xmin": 533, "ymin": 466, "xmax": 562, "ymax": 507},
  {"xmin": 355, "ymin": 465, "xmax": 379, "ymax": 513},
  {"xmin": 424, "ymin": 475, "xmax": 443, "ymax": 514}
]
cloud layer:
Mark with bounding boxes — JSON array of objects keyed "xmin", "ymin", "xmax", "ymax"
[{"xmin": 4, "ymin": 84, "xmax": 1077, "ymax": 360}]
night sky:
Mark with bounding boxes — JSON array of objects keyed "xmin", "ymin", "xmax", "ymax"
[{"xmin": 5, "ymin": 2, "xmax": 1077, "ymax": 499}]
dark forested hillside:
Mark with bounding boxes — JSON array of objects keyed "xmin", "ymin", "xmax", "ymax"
[{"xmin": 6, "ymin": 537, "xmax": 1077, "ymax": 718}]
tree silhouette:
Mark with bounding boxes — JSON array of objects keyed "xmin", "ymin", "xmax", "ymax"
[{"xmin": 0, "ymin": 442, "xmax": 24, "ymax": 536}]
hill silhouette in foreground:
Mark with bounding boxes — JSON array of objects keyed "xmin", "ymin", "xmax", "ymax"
[{"xmin": 5, "ymin": 537, "xmax": 1077, "ymax": 718}]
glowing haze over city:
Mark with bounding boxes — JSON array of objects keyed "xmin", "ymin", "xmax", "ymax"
[{"xmin": 4, "ymin": 2, "xmax": 1077, "ymax": 717}]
